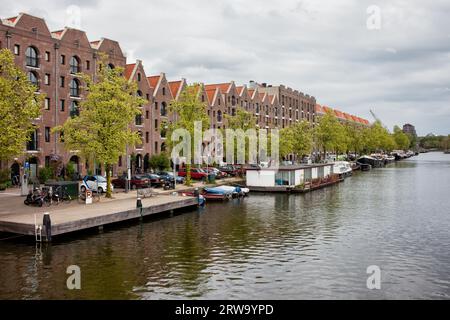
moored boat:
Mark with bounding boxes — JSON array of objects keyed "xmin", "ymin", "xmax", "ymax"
[
  {"xmin": 333, "ymin": 161, "xmax": 353, "ymax": 178},
  {"xmin": 356, "ymin": 161, "xmax": 372, "ymax": 171},
  {"xmin": 357, "ymin": 155, "xmax": 384, "ymax": 168}
]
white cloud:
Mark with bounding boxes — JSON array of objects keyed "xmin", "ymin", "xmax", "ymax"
[{"xmin": 2, "ymin": 0, "xmax": 449, "ymax": 135}]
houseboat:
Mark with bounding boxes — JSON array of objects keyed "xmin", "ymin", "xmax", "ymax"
[{"xmin": 245, "ymin": 164, "xmax": 343, "ymax": 193}]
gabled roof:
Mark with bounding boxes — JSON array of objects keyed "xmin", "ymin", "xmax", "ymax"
[
  {"xmin": 90, "ymin": 40, "xmax": 101, "ymax": 49},
  {"xmin": 147, "ymin": 75, "xmax": 160, "ymax": 89},
  {"xmin": 205, "ymin": 88, "xmax": 217, "ymax": 105},
  {"xmin": 322, "ymin": 106, "xmax": 333, "ymax": 114},
  {"xmin": 334, "ymin": 109, "xmax": 346, "ymax": 120},
  {"xmin": 315, "ymin": 104, "xmax": 325, "ymax": 114},
  {"xmin": 343, "ymin": 112, "xmax": 353, "ymax": 121},
  {"xmin": 247, "ymin": 89, "xmax": 256, "ymax": 100},
  {"xmin": 204, "ymin": 82, "xmax": 232, "ymax": 93},
  {"xmin": 2, "ymin": 14, "xmax": 20, "ymax": 26},
  {"xmin": 51, "ymin": 29, "xmax": 65, "ymax": 39},
  {"xmin": 124, "ymin": 63, "xmax": 136, "ymax": 80},
  {"xmin": 168, "ymin": 80, "xmax": 182, "ymax": 98}
]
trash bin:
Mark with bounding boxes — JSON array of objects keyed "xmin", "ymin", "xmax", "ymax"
[
  {"xmin": 45, "ymin": 180, "xmax": 79, "ymax": 198},
  {"xmin": 208, "ymin": 173, "xmax": 216, "ymax": 184}
]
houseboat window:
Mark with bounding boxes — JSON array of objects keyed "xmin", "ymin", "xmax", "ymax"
[{"xmin": 275, "ymin": 171, "xmax": 294, "ymax": 186}]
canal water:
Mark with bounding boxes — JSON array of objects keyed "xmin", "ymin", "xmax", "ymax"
[{"xmin": 0, "ymin": 152, "xmax": 449, "ymax": 299}]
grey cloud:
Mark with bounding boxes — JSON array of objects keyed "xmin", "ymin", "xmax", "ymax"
[{"xmin": 2, "ymin": 0, "xmax": 449, "ymax": 135}]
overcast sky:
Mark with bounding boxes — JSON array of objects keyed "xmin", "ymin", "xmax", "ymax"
[{"xmin": 2, "ymin": 0, "xmax": 449, "ymax": 135}]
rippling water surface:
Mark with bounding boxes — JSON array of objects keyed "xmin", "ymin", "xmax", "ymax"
[{"xmin": 0, "ymin": 152, "xmax": 449, "ymax": 299}]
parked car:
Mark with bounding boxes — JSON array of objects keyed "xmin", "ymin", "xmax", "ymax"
[
  {"xmin": 203, "ymin": 167, "xmax": 227, "ymax": 179},
  {"xmin": 141, "ymin": 173, "xmax": 163, "ymax": 187},
  {"xmin": 80, "ymin": 175, "xmax": 113, "ymax": 193},
  {"xmin": 111, "ymin": 174, "xmax": 150, "ymax": 189},
  {"xmin": 157, "ymin": 171, "xmax": 185, "ymax": 184},
  {"xmin": 178, "ymin": 168, "xmax": 209, "ymax": 180},
  {"xmin": 218, "ymin": 165, "xmax": 240, "ymax": 176}
]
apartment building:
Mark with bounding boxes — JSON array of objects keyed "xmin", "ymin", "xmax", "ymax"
[
  {"xmin": 0, "ymin": 12, "xmax": 370, "ymax": 179},
  {"xmin": 0, "ymin": 13, "xmax": 125, "ymax": 178}
]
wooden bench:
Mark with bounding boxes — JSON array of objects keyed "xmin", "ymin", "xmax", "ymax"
[{"xmin": 136, "ymin": 188, "xmax": 158, "ymax": 198}]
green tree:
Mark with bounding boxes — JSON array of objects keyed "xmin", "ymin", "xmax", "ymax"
[
  {"xmin": 291, "ymin": 120, "xmax": 314, "ymax": 158},
  {"xmin": 344, "ymin": 123, "xmax": 366, "ymax": 155},
  {"xmin": 55, "ymin": 56, "xmax": 145, "ymax": 198},
  {"xmin": 166, "ymin": 84, "xmax": 210, "ymax": 185},
  {"xmin": 279, "ymin": 127, "xmax": 294, "ymax": 160},
  {"xmin": 393, "ymin": 125, "xmax": 411, "ymax": 150},
  {"xmin": 148, "ymin": 153, "xmax": 170, "ymax": 171},
  {"xmin": 224, "ymin": 107, "xmax": 258, "ymax": 162},
  {"xmin": 314, "ymin": 110, "xmax": 347, "ymax": 159},
  {"xmin": 0, "ymin": 49, "xmax": 42, "ymax": 161}
]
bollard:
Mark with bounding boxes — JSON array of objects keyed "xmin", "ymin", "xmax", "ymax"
[
  {"xmin": 136, "ymin": 197, "xmax": 143, "ymax": 219},
  {"xmin": 136, "ymin": 197, "xmax": 142, "ymax": 208},
  {"xmin": 43, "ymin": 212, "xmax": 51, "ymax": 242}
]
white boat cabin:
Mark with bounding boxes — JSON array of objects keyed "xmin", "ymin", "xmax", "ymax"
[{"xmin": 246, "ymin": 164, "xmax": 335, "ymax": 188}]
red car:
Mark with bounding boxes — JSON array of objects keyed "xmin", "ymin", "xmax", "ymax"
[
  {"xmin": 112, "ymin": 174, "xmax": 150, "ymax": 189},
  {"xmin": 178, "ymin": 168, "xmax": 209, "ymax": 180}
]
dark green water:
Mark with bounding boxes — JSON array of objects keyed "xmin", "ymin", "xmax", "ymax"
[{"xmin": 0, "ymin": 152, "xmax": 449, "ymax": 299}]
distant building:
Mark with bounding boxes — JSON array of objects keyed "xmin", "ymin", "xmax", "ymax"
[{"xmin": 403, "ymin": 124, "xmax": 417, "ymax": 137}]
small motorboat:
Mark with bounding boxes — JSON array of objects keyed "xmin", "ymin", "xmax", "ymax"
[
  {"xmin": 180, "ymin": 185, "xmax": 249, "ymax": 201},
  {"xmin": 333, "ymin": 161, "xmax": 353, "ymax": 178},
  {"xmin": 204, "ymin": 185, "xmax": 250, "ymax": 198}
]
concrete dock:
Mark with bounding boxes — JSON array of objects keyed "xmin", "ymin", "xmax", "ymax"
[{"xmin": 0, "ymin": 190, "xmax": 198, "ymax": 238}]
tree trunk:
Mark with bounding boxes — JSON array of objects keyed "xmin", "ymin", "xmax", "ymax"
[
  {"xmin": 186, "ymin": 162, "xmax": 192, "ymax": 186},
  {"xmin": 106, "ymin": 163, "xmax": 112, "ymax": 198}
]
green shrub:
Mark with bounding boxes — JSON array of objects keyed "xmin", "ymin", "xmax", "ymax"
[
  {"xmin": 0, "ymin": 183, "xmax": 6, "ymax": 190},
  {"xmin": 38, "ymin": 167, "xmax": 53, "ymax": 184},
  {"xmin": 148, "ymin": 153, "xmax": 170, "ymax": 171},
  {"xmin": 0, "ymin": 168, "xmax": 10, "ymax": 184}
]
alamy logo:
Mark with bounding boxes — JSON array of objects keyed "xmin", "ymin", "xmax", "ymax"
[
  {"xmin": 66, "ymin": 265, "xmax": 81, "ymax": 290},
  {"xmin": 366, "ymin": 5, "xmax": 381, "ymax": 30},
  {"xmin": 366, "ymin": 265, "xmax": 381, "ymax": 290}
]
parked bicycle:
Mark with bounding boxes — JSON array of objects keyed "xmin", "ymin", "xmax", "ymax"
[
  {"xmin": 54, "ymin": 185, "xmax": 73, "ymax": 204},
  {"xmin": 42, "ymin": 187, "xmax": 60, "ymax": 207}
]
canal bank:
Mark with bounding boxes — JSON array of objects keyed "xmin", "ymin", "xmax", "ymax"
[
  {"xmin": 0, "ymin": 153, "xmax": 449, "ymax": 299},
  {"xmin": 0, "ymin": 176, "xmax": 245, "ymax": 240}
]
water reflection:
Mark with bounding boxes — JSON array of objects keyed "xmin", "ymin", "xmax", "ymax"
[{"xmin": 0, "ymin": 153, "xmax": 449, "ymax": 299}]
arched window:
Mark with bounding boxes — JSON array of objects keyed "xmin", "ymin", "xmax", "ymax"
[
  {"xmin": 70, "ymin": 56, "xmax": 81, "ymax": 74},
  {"xmin": 137, "ymin": 90, "xmax": 143, "ymax": 97},
  {"xmin": 28, "ymin": 71, "xmax": 39, "ymax": 88},
  {"xmin": 231, "ymin": 96, "xmax": 236, "ymax": 106},
  {"xmin": 70, "ymin": 79, "xmax": 80, "ymax": 97},
  {"xmin": 161, "ymin": 143, "xmax": 166, "ymax": 152},
  {"xmin": 26, "ymin": 46, "xmax": 39, "ymax": 67},
  {"xmin": 217, "ymin": 110, "xmax": 222, "ymax": 122},
  {"xmin": 107, "ymin": 63, "xmax": 115, "ymax": 70},
  {"xmin": 70, "ymin": 101, "xmax": 79, "ymax": 118},
  {"xmin": 161, "ymin": 102, "xmax": 167, "ymax": 116}
]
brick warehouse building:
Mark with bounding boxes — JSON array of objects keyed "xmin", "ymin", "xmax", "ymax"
[
  {"xmin": 0, "ymin": 12, "xmax": 370, "ymax": 179},
  {"xmin": 0, "ymin": 13, "xmax": 126, "ymax": 179}
]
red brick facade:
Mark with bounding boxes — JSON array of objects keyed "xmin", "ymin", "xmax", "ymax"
[{"xmin": 0, "ymin": 12, "xmax": 370, "ymax": 178}]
